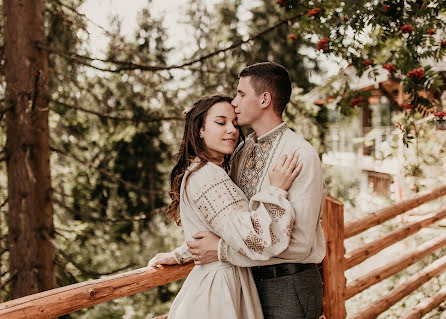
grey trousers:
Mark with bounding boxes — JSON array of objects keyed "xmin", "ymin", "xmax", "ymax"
[{"xmin": 254, "ymin": 264, "xmax": 323, "ymax": 319}]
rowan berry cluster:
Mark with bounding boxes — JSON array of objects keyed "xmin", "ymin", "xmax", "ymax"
[
  {"xmin": 317, "ymin": 38, "xmax": 329, "ymax": 51},
  {"xmin": 400, "ymin": 103, "xmax": 414, "ymax": 110},
  {"xmin": 407, "ymin": 68, "xmax": 425, "ymax": 80},
  {"xmin": 400, "ymin": 24, "xmax": 414, "ymax": 33},
  {"xmin": 307, "ymin": 8, "xmax": 321, "ymax": 17},
  {"xmin": 349, "ymin": 96, "xmax": 364, "ymax": 106},
  {"xmin": 383, "ymin": 64, "xmax": 396, "ymax": 73}
]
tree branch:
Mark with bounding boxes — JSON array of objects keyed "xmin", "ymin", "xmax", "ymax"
[
  {"xmin": 50, "ymin": 146, "xmax": 164, "ymax": 195},
  {"xmin": 48, "ymin": 237, "xmax": 137, "ymax": 277},
  {"xmin": 50, "ymin": 98, "xmax": 183, "ymax": 123},
  {"xmin": 39, "ymin": 12, "xmax": 304, "ymax": 73},
  {"xmin": 0, "ymin": 197, "xmax": 8, "ymax": 210},
  {"xmin": 53, "ymin": 197, "xmax": 164, "ymax": 223},
  {"xmin": 52, "ymin": 0, "xmax": 117, "ymax": 38}
]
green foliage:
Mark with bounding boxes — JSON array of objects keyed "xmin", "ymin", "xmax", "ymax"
[{"xmin": 279, "ymin": 0, "xmax": 446, "ymax": 143}]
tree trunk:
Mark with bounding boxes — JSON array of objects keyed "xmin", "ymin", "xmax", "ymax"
[{"xmin": 4, "ymin": 0, "xmax": 55, "ymax": 298}]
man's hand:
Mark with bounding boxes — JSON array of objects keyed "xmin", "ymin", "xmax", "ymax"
[
  {"xmin": 147, "ymin": 252, "xmax": 178, "ymax": 268},
  {"xmin": 187, "ymin": 231, "xmax": 220, "ymax": 265}
]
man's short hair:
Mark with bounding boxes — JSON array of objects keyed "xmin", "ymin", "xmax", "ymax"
[{"xmin": 239, "ymin": 62, "xmax": 292, "ymax": 115}]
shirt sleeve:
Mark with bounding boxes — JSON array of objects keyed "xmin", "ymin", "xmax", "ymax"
[
  {"xmin": 221, "ymin": 147, "xmax": 326, "ymax": 267},
  {"xmin": 171, "ymin": 241, "xmax": 193, "ymax": 265},
  {"xmin": 188, "ymin": 165, "xmax": 295, "ymax": 261}
]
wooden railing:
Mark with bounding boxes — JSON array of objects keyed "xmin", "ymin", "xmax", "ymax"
[
  {"xmin": 0, "ymin": 185, "xmax": 445, "ymax": 318},
  {"xmin": 322, "ymin": 184, "xmax": 446, "ymax": 319}
]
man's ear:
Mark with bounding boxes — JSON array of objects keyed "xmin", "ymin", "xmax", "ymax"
[{"xmin": 260, "ymin": 92, "xmax": 272, "ymax": 109}]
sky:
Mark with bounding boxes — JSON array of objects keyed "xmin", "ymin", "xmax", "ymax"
[
  {"xmin": 80, "ymin": 0, "xmax": 187, "ymax": 60},
  {"xmin": 79, "ymin": 0, "xmax": 341, "ymax": 83}
]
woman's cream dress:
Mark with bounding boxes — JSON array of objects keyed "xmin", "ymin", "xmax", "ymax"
[{"xmin": 167, "ymin": 162, "xmax": 295, "ymax": 319}]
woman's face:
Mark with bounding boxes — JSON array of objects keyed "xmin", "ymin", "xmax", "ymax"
[{"xmin": 200, "ymin": 101, "xmax": 239, "ymax": 160}]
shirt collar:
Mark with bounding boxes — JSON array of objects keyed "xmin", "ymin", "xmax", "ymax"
[{"xmin": 248, "ymin": 122, "xmax": 287, "ymax": 144}]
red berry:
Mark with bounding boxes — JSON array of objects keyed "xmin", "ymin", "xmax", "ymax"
[
  {"xmin": 317, "ymin": 38, "xmax": 330, "ymax": 51},
  {"xmin": 287, "ymin": 34, "xmax": 298, "ymax": 41},
  {"xmin": 400, "ymin": 103, "xmax": 414, "ymax": 110},
  {"xmin": 434, "ymin": 111, "xmax": 446, "ymax": 118},
  {"xmin": 401, "ymin": 24, "xmax": 414, "ymax": 33},
  {"xmin": 350, "ymin": 96, "xmax": 364, "ymax": 106},
  {"xmin": 407, "ymin": 68, "xmax": 425, "ymax": 80},
  {"xmin": 307, "ymin": 8, "xmax": 322, "ymax": 17},
  {"xmin": 383, "ymin": 64, "xmax": 396, "ymax": 73},
  {"xmin": 362, "ymin": 59, "xmax": 374, "ymax": 66},
  {"xmin": 427, "ymin": 29, "xmax": 435, "ymax": 35}
]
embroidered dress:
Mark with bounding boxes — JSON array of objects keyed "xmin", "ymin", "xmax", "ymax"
[
  {"xmin": 167, "ymin": 161, "xmax": 295, "ymax": 319},
  {"xmin": 220, "ymin": 122, "xmax": 327, "ymax": 267}
]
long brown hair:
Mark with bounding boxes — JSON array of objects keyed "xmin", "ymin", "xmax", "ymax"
[{"xmin": 167, "ymin": 95, "xmax": 244, "ymax": 225}]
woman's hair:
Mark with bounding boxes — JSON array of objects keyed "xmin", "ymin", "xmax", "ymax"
[{"xmin": 167, "ymin": 94, "xmax": 244, "ymax": 225}]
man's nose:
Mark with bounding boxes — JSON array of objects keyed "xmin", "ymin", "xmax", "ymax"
[{"xmin": 231, "ymin": 98, "xmax": 237, "ymax": 107}]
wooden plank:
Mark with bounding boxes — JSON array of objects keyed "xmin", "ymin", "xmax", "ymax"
[
  {"xmin": 0, "ymin": 263, "xmax": 194, "ymax": 318},
  {"xmin": 321, "ymin": 196, "xmax": 346, "ymax": 319},
  {"xmin": 345, "ymin": 234, "xmax": 446, "ymax": 299},
  {"xmin": 344, "ymin": 208, "xmax": 446, "ymax": 270},
  {"xmin": 349, "ymin": 254, "xmax": 446, "ymax": 319},
  {"xmin": 344, "ymin": 184, "xmax": 446, "ymax": 239},
  {"xmin": 401, "ymin": 286, "xmax": 446, "ymax": 319}
]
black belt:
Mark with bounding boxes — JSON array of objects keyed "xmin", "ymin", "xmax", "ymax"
[{"xmin": 251, "ymin": 263, "xmax": 313, "ymax": 281}]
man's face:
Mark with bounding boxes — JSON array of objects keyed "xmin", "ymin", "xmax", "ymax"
[{"xmin": 232, "ymin": 76, "xmax": 262, "ymax": 126}]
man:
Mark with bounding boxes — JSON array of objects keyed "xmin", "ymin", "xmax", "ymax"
[{"xmin": 188, "ymin": 62, "xmax": 326, "ymax": 319}]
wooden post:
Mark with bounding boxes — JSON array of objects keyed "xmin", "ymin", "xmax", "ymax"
[{"xmin": 321, "ymin": 196, "xmax": 346, "ymax": 319}]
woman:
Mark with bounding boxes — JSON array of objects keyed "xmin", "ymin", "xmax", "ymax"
[{"xmin": 148, "ymin": 95, "xmax": 301, "ymax": 318}]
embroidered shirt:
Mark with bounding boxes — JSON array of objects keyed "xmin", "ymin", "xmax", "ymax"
[
  {"xmin": 170, "ymin": 161, "xmax": 295, "ymax": 264},
  {"xmin": 219, "ymin": 122, "xmax": 326, "ymax": 266}
]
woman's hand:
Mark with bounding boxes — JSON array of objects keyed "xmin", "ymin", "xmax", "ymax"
[
  {"xmin": 268, "ymin": 150, "xmax": 302, "ymax": 191},
  {"xmin": 147, "ymin": 252, "xmax": 178, "ymax": 268}
]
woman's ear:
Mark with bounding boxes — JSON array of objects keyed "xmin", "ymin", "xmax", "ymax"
[{"xmin": 199, "ymin": 127, "xmax": 204, "ymax": 138}]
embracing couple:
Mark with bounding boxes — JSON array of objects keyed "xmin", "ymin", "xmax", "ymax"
[{"xmin": 148, "ymin": 62, "xmax": 326, "ymax": 319}]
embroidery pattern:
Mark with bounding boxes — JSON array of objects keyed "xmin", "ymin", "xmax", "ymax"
[
  {"xmin": 265, "ymin": 203, "xmax": 286, "ymax": 221},
  {"xmin": 239, "ymin": 124, "xmax": 287, "ymax": 199},
  {"xmin": 244, "ymin": 231, "xmax": 266, "ymax": 254},
  {"xmin": 220, "ymin": 241, "xmax": 229, "ymax": 263},
  {"xmin": 238, "ymin": 248, "xmax": 247, "ymax": 257},
  {"xmin": 270, "ymin": 228, "xmax": 280, "ymax": 245},
  {"xmin": 283, "ymin": 218, "xmax": 295, "ymax": 237},
  {"xmin": 173, "ymin": 249, "xmax": 190, "ymax": 265},
  {"xmin": 251, "ymin": 215, "xmax": 263, "ymax": 234},
  {"xmin": 194, "ymin": 175, "xmax": 246, "ymax": 228}
]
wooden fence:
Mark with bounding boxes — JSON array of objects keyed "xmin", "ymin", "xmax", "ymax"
[
  {"xmin": 0, "ymin": 185, "xmax": 445, "ymax": 318},
  {"xmin": 322, "ymin": 184, "xmax": 446, "ymax": 319}
]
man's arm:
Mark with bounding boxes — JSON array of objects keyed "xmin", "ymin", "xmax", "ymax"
[
  {"xmin": 184, "ymin": 155, "xmax": 300, "ymax": 263},
  {"xmin": 190, "ymin": 147, "xmax": 325, "ymax": 267}
]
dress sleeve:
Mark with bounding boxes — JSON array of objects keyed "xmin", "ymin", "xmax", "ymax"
[
  {"xmin": 188, "ymin": 165, "xmax": 295, "ymax": 261},
  {"xmin": 171, "ymin": 241, "xmax": 193, "ymax": 265}
]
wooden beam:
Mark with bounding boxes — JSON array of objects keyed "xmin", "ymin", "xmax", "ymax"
[
  {"xmin": 345, "ymin": 234, "xmax": 446, "ymax": 299},
  {"xmin": 344, "ymin": 208, "xmax": 446, "ymax": 270},
  {"xmin": 344, "ymin": 184, "xmax": 446, "ymax": 239},
  {"xmin": 0, "ymin": 263, "xmax": 194, "ymax": 318},
  {"xmin": 401, "ymin": 286, "xmax": 446, "ymax": 319},
  {"xmin": 349, "ymin": 255, "xmax": 446, "ymax": 319},
  {"xmin": 321, "ymin": 196, "xmax": 346, "ymax": 319}
]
